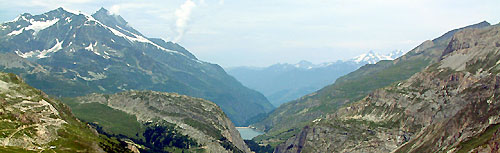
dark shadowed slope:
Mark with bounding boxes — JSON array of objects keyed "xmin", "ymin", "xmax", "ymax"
[{"xmin": 0, "ymin": 7, "xmax": 274, "ymax": 126}]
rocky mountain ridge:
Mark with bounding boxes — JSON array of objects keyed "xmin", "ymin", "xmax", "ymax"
[
  {"xmin": 0, "ymin": 7, "xmax": 274, "ymax": 126},
  {"xmin": 227, "ymin": 50, "xmax": 404, "ymax": 107},
  {"xmin": 275, "ymin": 24, "xmax": 500, "ymax": 152},
  {"xmin": 71, "ymin": 90, "xmax": 250, "ymax": 152},
  {"xmin": 0, "ymin": 72, "xmax": 130, "ymax": 152},
  {"xmin": 251, "ymin": 21, "xmax": 491, "ymax": 147}
]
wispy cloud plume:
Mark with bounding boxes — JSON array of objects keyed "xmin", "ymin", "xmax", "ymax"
[
  {"xmin": 109, "ymin": 3, "xmax": 153, "ymax": 15},
  {"xmin": 174, "ymin": 0, "xmax": 196, "ymax": 42},
  {"xmin": 109, "ymin": 5, "xmax": 121, "ymax": 14}
]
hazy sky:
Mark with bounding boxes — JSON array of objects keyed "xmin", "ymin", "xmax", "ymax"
[{"xmin": 1, "ymin": 0, "xmax": 499, "ymax": 67}]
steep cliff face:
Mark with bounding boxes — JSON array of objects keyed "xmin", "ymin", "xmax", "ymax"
[
  {"xmin": 71, "ymin": 91, "xmax": 250, "ymax": 153},
  {"xmin": 252, "ymin": 21, "xmax": 491, "ymax": 146},
  {"xmin": 276, "ymin": 25, "xmax": 500, "ymax": 152},
  {"xmin": 0, "ymin": 72, "xmax": 130, "ymax": 152}
]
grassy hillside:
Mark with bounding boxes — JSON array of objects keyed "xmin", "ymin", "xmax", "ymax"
[
  {"xmin": 62, "ymin": 91, "xmax": 249, "ymax": 152},
  {"xmin": 0, "ymin": 72, "xmax": 130, "ymax": 152},
  {"xmin": 252, "ymin": 21, "xmax": 491, "ymax": 145}
]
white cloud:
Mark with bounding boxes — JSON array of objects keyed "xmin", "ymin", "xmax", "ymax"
[
  {"xmin": 174, "ymin": 0, "xmax": 196, "ymax": 42},
  {"xmin": 199, "ymin": 0, "xmax": 206, "ymax": 5},
  {"xmin": 108, "ymin": 3, "xmax": 155, "ymax": 15},
  {"xmin": 2, "ymin": 0, "xmax": 499, "ymax": 67},
  {"xmin": 26, "ymin": 0, "xmax": 95, "ymax": 7},
  {"xmin": 109, "ymin": 5, "xmax": 121, "ymax": 14}
]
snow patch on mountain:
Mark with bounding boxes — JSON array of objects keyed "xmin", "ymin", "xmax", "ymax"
[
  {"xmin": 262, "ymin": 50, "xmax": 406, "ymax": 71},
  {"xmin": 387, "ymin": 50, "xmax": 404, "ymax": 59},
  {"xmin": 112, "ymin": 25, "xmax": 149, "ymax": 43},
  {"xmin": 60, "ymin": 7, "xmax": 83, "ymax": 15},
  {"xmin": 38, "ymin": 39, "xmax": 63, "ymax": 58},
  {"xmin": 65, "ymin": 17, "xmax": 72, "ymax": 23},
  {"xmin": 68, "ymin": 69, "xmax": 107, "ymax": 81},
  {"xmin": 85, "ymin": 42, "xmax": 98, "ymax": 54},
  {"xmin": 15, "ymin": 39, "xmax": 63, "ymax": 59},
  {"xmin": 85, "ymin": 42, "xmax": 112, "ymax": 59},
  {"xmin": 352, "ymin": 51, "xmax": 391, "ymax": 64},
  {"xmin": 3, "ymin": 7, "xmax": 206, "ymax": 64},
  {"xmin": 25, "ymin": 18, "xmax": 60, "ymax": 35},
  {"xmin": 294, "ymin": 60, "xmax": 315, "ymax": 69},
  {"xmin": 9, "ymin": 15, "xmax": 22, "ymax": 23},
  {"xmin": 81, "ymin": 14, "xmax": 190, "ymax": 58},
  {"xmin": 350, "ymin": 50, "xmax": 405, "ymax": 64},
  {"xmin": 7, "ymin": 28, "xmax": 23, "ymax": 36},
  {"xmin": 8, "ymin": 18, "xmax": 59, "ymax": 36}
]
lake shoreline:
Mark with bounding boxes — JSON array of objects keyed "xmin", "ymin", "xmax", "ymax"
[{"xmin": 236, "ymin": 127, "xmax": 264, "ymax": 140}]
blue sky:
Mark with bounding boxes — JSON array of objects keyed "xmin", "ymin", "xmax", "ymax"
[{"xmin": 1, "ymin": 0, "xmax": 499, "ymax": 67}]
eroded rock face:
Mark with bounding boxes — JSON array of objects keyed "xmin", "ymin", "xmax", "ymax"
[
  {"xmin": 0, "ymin": 72, "xmax": 108, "ymax": 152},
  {"xmin": 276, "ymin": 25, "xmax": 500, "ymax": 153},
  {"xmin": 76, "ymin": 91, "xmax": 250, "ymax": 153},
  {"xmin": 252, "ymin": 22, "xmax": 491, "ymax": 146}
]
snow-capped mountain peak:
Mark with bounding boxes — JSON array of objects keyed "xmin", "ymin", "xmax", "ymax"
[
  {"xmin": 1, "ymin": 7, "xmax": 194, "ymax": 60},
  {"xmin": 294, "ymin": 60, "xmax": 315, "ymax": 69},
  {"xmin": 387, "ymin": 50, "xmax": 404, "ymax": 59},
  {"xmin": 350, "ymin": 50, "xmax": 405, "ymax": 64},
  {"xmin": 58, "ymin": 7, "xmax": 84, "ymax": 15},
  {"xmin": 264, "ymin": 50, "xmax": 405, "ymax": 71}
]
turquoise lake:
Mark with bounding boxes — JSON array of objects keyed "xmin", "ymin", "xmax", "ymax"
[{"xmin": 236, "ymin": 127, "xmax": 264, "ymax": 140}]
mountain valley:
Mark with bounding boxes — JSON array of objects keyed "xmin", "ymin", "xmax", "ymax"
[
  {"xmin": 275, "ymin": 22, "xmax": 500, "ymax": 153},
  {"xmin": 251, "ymin": 21, "xmax": 492, "ymax": 149},
  {"xmin": 0, "ymin": 3, "xmax": 498, "ymax": 153},
  {"xmin": 227, "ymin": 50, "xmax": 404, "ymax": 107},
  {"xmin": 65, "ymin": 90, "xmax": 249, "ymax": 152},
  {"xmin": 0, "ymin": 7, "xmax": 273, "ymax": 126}
]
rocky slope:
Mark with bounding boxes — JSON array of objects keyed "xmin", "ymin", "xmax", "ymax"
[
  {"xmin": 69, "ymin": 91, "xmax": 250, "ymax": 153},
  {"xmin": 251, "ymin": 21, "xmax": 491, "ymax": 146},
  {"xmin": 0, "ymin": 72, "xmax": 130, "ymax": 152},
  {"xmin": 227, "ymin": 50, "xmax": 404, "ymax": 107},
  {"xmin": 275, "ymin": 24, "xmax": 500, "ymax": 152},
  {"xmin": 0, "ymin": 7, "xmax": 274, "ymax": 126}
]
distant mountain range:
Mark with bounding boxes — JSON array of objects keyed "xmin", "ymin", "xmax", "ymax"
[
  {"xmin": 0, "ymin": 7, "xmax": 274, "ymax": 126},
  {"xmin": 2, "ymin": 6, "xmax": 498, "ymax": 153},
  {"xmin": 351, "ymin": 50, "xmax": 404, "ymax": 64},
  {"xmin": 274, "ymin": 21, "xmax": 500, "ymax": 153},
  {"xmin": 227, "ymin": 50, "xmax": 404, "ymax": 106},
  {"xmin": 250, "ymin": 21, "xmax": 494, "ymax": 152}
]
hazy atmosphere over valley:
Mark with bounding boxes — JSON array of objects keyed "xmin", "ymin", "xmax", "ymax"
[
  {"xmin": 1, "ymin": 0, "xmax": 500, "ymax": 153},
  {"xmin": 1, "ymin": 0, "xmax": 499, "ymax": 67}
]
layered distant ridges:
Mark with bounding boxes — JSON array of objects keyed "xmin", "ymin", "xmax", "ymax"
[
  {"xmin": 276, "ymin": 23, "xmax": 500, "ymax": 153},
  {"xmin": 258, "ymin": 50, "xmax": 405, "ymax": 70},
  {"xmin": 227, "ymin": 50, "xmax": 405, "ymax": 107},
  {"xmin": 0, "ymin": 7, "xmax": 274, "ymax": 126},
  {"xmin": 251, "ymin": 21, "xmax": 491, "ymax": 147}
]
